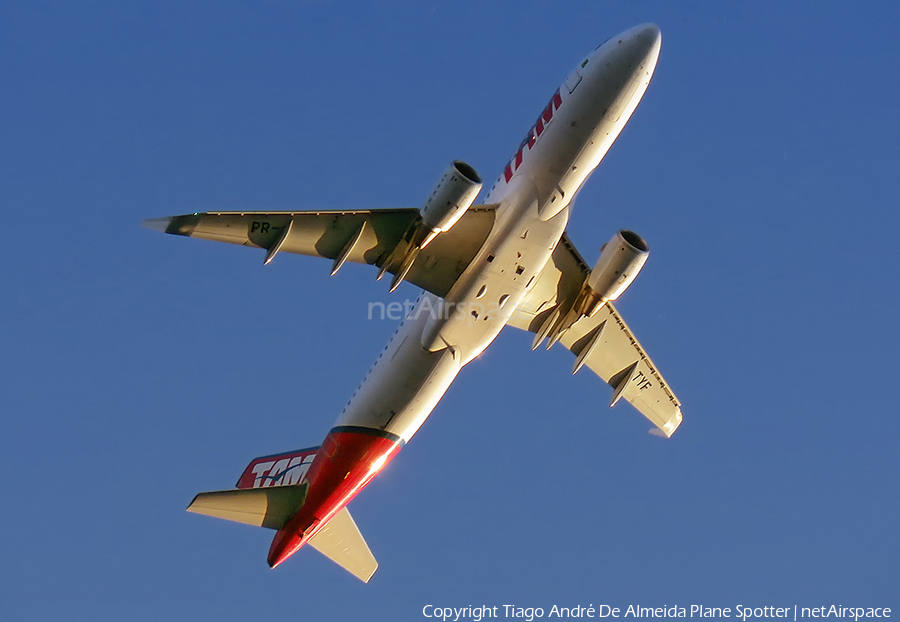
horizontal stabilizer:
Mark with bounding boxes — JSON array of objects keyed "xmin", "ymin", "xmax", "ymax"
[
  {"xmin": 308, "ymin": 507, "xmax": 378, "ymax": 583},
  {"xmin": 187, "ymin": 484, "xmax": 308, "ymax": 530}
]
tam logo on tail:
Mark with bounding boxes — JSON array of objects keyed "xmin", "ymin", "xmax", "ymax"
[{"xmin": 236, "ymin": 447, "xmax": 319, "ymax": 489}]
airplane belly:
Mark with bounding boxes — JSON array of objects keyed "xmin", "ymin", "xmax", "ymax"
[
  {"xmin": 558, "ymin": 70, "xmax": 654, "ymax": 199},
  {"xmin": 268, "ymin": 297, "xmax": 466, "ymax": 566},
  {"xmin": 270, "ymin": 31, "xmax": 666, "ymax": 568},
  {"xmin": 419, "ymin": 177, "xmax": 567, "ymax": 361},
  {"xmin": 332, "ymin": 295, "xmax": 463, "ymax": 443}
]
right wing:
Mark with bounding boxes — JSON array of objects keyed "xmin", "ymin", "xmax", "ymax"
[
  {"xmin": 144, "ymin": 206, "xmax": 497, "ymax": 298},
  {"xmin": 508, "ymin": 234, "xmax": 683, "ymax": 437}
]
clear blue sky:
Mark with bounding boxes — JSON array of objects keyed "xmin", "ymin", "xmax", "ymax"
[{"xmin": 2, "ymin": 1, "xmax": 897, "ymax": 620}]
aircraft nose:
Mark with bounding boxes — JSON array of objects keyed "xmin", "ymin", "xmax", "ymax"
[
  {"xmin": 590, "ymin": 23, "xmax": 662, "ymax": 77},
  {"xmin": 634, "ymin": 23, "xmax": 661, "ymax": 46},
  {"xmin": 621, "ymin": 23, "xmax": 661, "ymax": 68},
  {"xmin": 636, "ymin": 23, "xmax": 661, "ymax": 58}
]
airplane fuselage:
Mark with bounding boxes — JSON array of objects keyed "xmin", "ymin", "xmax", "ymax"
[{"xmin": 267, "ymin": 24, "xmax": 663, "ymax": 568}]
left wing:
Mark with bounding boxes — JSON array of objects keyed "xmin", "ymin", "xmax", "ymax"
[
  {"xmin": 508, "ymin": 234, "xmax": 682, "ymax": 437},
  {"xmin": 144, "ymin": 206, "xmax": 497, "ymax": 298}
]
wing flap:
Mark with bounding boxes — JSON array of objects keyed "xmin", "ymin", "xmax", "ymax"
[
  {"xmin": 186, "ymin": 484, "xmax": 309, "ymax": 530},
  {"xmin": 308, "ymin": 507, "xmax": 378, "ymax": 583}
]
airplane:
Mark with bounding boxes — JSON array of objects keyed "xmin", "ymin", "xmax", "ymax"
[{"xmin": 144, "ymin": 23, "xmax": 681, "ymax": 583}]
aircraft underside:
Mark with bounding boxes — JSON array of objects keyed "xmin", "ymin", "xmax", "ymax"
[{"xmin": 148, "ymin": 23, "xmax": 681, "ymax": 582}]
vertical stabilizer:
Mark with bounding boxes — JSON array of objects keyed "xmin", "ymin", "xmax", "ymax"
[{"xmin": 236, "ymin": 446, "xmax": 320, "ymax": 489}]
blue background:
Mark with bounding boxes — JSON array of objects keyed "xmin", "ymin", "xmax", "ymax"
[{"xmin": 1, "ymin": 1, "xmax": 897, "ymax": 620}]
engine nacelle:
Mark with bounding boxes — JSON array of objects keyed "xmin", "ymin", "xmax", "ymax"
[
  {"xmin": 379, "ymin": 161, "xmax": 482, "ymax": 292},
  {"xmin": 586, "ymin": 230, "xmax": 649, "ymax": 304},
  {"xmin": 420, "ymin": 161, "xmax": 482, "ymax": 245},
  {"xmin": 538, "ymin": 230, "xmax": 649, "ymax": 347}
]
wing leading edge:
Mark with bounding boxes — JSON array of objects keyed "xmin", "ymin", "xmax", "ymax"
[
  {"xmin": 144, "ymin": 206, "xmax": 497, "ymax": 299},
  {"xmin": 508, "ymin": 234, "xmax": 682, "ymax": 437}
]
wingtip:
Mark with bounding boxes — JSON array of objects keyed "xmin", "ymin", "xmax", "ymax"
[
  {"xmin": 185, "ymin": 493, "xmax": 203, "ymax": 512},
  {"xmin": 361, "ymin": 564, "xmax": 378, "ymax": 583},
  {"xmin": 649, "ymin": 408, "xmax": 683, "ymax": 438},
  {"xmin": 142, "ymin": 214, "xmax": 202, "ymax": 236},
  {"xmin": 142, "ymin": 217, "xmax": 173, "ymax": 233}
]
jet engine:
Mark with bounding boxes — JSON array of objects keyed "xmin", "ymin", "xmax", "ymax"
[
  {"xmin": 534, "ymin": 230, "xmax": 650, "ymax": 349},
  {"xmin": 577, "ymin": 230, "xmax": 649, "ymax": 317},
  {"xmin": 379, "ymin": 160, "xmax": 482, "ymax": 292},
  {"xmin": 419, "ymin": 160, "xmax": 482, "ymax": 247}
]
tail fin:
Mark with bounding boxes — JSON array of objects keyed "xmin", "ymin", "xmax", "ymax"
[
  {"xmin": 187, "ymin": 484, "xmax": 308, "ymax": 529},
  {"xmin": 188, "ymin": 444, "xmax": 379, "ymax": 581},
  {"xmin": 236, "ymin": 446, "xmax": 320, "ymax": 489}
]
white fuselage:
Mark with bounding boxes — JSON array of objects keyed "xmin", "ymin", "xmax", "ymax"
[{"xmin": 333, "ymin": 24, "xmax": 662, "ymax": 444}]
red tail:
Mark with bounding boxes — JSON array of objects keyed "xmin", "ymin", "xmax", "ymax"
[{"xmin": 236, "ymin": 446, "xmax": 319, "ymax": 489}]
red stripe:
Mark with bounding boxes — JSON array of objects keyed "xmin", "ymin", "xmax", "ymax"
[
  {"xmin": 542, "ymin": 103, "xmax": 554, "ymax": 124},
  {"xmin": 551, "ymin": 89, "xmax": 562, "ymax": 109},
  {"xmin": 267, "ymin": 428, "xmax": 402, "ymax": 567}
]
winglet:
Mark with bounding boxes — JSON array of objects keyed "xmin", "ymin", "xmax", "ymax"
[
  {"xmin": 142, "ymin": 214, "xmax": 201, "ymax": 236},
  {"xmin": 142, "ymin": 217, "xmax": 173, "ymax": 233}
]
